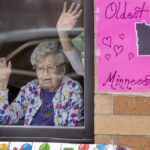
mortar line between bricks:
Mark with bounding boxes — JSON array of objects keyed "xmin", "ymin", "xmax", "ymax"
[
  {"xmin": 95, "ymin": 135, "xmax": 111, "ymax": 137},
  {"xmin": 95, "ymin": 134, "xmax": 150, "ymax": 138},
  {"xmin": 111, "ymin": 95, "xmax": 113, "ymax": 115},
  {"xmin": 95, "ymin": 93, "xmax": 150, "ymax": 97},
  {"xmin": 95, "ymin": 114, "xmax": 150, "ymax": 117},
  {"xmin": 95, "ymin": 95, "xmax": 112, "ymax": 97},
  {"xmin": 111, "ymin": 136, "xmax": 114, "ymax": 145}
]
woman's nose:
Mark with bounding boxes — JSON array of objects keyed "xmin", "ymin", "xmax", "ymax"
[
  {"xmin": 43, "ymin": 68, "xmax": 48, "ymax": 72},
  {"xmin": 43, "ymin": 68, "xmax": 51, "ymax": 76},
  {"xmin": 42, "ymin": 68, "xmax": 51, "ymax": 75}
]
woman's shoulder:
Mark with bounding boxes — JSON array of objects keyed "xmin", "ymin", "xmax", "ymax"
[
  {"xmin": 22, "ymin": 79, "xmax": 39, "ymax": 87},
  {"xmin": 20, "ymin": 79, "xmax": 40, "ymax": 94},
  {"xmin": 61, "ymin": 76, "xmax": 82, "ymax": 92}
]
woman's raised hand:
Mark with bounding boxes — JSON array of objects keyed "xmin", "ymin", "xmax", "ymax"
[
  {"xmin": 56, "ymin": 2, "xmax": 82, "ymax": 31},
  {"xmin": 0, "ymin": 57, "xmax": 11, "ymax": 91}
]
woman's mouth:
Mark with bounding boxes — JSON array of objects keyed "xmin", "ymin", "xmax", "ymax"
[{"xmin": 43, "ymin": 78, "xmax": 52, "ymax": 82}]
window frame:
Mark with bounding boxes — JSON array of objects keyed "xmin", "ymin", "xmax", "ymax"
[{"xmin": 0, "ymin": 0, "xmax": 94, "ymax": 143}]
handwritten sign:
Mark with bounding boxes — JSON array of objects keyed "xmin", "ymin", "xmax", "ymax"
[{"xmin": 96, "ymin": 0, "xmax": 150, "ymax": 91}]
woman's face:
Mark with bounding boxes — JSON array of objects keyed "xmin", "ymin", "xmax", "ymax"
[{"xmin": 36, "ymin": 54, "xmax": 66, "ymax": 92}]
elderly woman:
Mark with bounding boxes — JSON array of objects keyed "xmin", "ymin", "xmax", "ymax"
[{"xmin": 0, "ymin": 41, "xmax": 83, "ymax": 126}]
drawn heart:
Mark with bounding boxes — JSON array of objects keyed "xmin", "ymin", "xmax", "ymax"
[
  {"xmin": 119, "ymin": 33, "xmax": 125, "ymax": 40},
  {"xmin": 114, "ymin": 45, "xmax": 124, "ymax": 56},
  {"xmin": 105, "ymin": 53, "xmax": 111, "ymax": 61},
  {"xmin": 128, "ymin": 52, "xmax": 134, "ymax": 60},
  {"xmin": 102, "ymin": 36, "xmax": 112, "ymax": 48}
]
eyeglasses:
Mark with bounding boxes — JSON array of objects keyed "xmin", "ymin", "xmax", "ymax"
[{"xmin": 36, "ymin": 64, "xmax": 64, "ymax": 73}]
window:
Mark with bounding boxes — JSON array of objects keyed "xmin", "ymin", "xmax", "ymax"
[{"xmin": 0, "ymin": 0, "xmax": 94, "ymax": 142}]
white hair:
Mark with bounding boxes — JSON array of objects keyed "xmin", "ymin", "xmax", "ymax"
[{"xmin": 30, "ymin": 42, "xmax": 67, "ymax": 68}]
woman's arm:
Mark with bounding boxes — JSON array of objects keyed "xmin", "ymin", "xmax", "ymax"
[
  {"xmin": 64, "ymin": 48, "xmax": 84, "ymax": 76},
  {"xmin": 0, "ymin": 57, "xmax": 28, "ymax": 124},
  {"xmin": 0, "ymin": 87, "xmax": 28, "ymax": 124},
  {"xmin": 56, "ymin": 2, "xmax": 84, "ymax": 76}
]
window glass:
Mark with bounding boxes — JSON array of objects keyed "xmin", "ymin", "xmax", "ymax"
[{"xmin": 0, "ymin": 0, "xmax": 84, "ymax": 127}]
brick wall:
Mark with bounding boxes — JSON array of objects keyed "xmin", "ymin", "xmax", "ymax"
[{"xmin": 94, "ymin": 1, "xmax": 150, "ymax": 150}]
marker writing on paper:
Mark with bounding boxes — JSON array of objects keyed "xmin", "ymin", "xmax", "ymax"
[
  {"xmin": 102, "ymin": 71, "xmax": 150, "ymax": 90},
  {"xmin": 105, "ymin": 1, "xmax": 149, "ymax": 19}
]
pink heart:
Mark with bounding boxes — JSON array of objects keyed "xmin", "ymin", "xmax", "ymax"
[
  {"xmin": 128, "ymin": 52, "xmax": 134, "ymax": 60},
  {"xmin": 105, "ymin": 54, "xmax": 111, "ymax": 61},
  {"xmin": 119, "ymin": 33, "xmax": 125, "ymax": 40},
  {"xmin": 114, "ymin": 45, "xmax": 124, "ymax": 56},
  {"xmin": 102, "ymin": 36, "xmax": 112, "ymax": 48}
]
